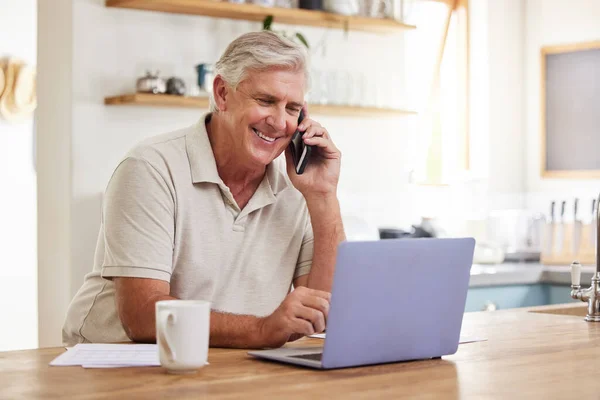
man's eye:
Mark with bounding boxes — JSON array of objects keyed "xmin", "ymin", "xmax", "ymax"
[{"xmin": 258, "ymin": 99, "xmax": 273, "ymax": 104}]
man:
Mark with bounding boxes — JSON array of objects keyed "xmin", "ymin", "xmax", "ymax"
[{"xmin": 62, "ymin": 31, "xmax": 345, "ymax": 348}]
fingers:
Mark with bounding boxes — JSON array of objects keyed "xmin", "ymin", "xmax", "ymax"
[
  {"xmin": 298, "ymin": 117, "xmax": 325, "ymax": 137},
  {"xmin": 289, "ymin": 287, "xmax": 330, "ymax": 334},
  {"xmin": 303, "ymin": 136, "xmax": 329, "ymax": 148},
  {"xmin": 291, "ymin": 317, "xmax": 316, "ymax": 336},
  {"xmin": 297, "ymin": 301, "xmax": 327, "ymax": 332},
  {"xmin": 303, "ymin": 136, "xmax": 341, "ymax": 159},
  {"xmin": 295, "ymin": 305, "xmax": 326, "ymax": 333},
  {"xmin": 302, "ymin": 125, "xmax": 329, "ymax": 141},
  {"xmin": 300, "ymin": 293, "xmax": 330, "ymax": 320}
]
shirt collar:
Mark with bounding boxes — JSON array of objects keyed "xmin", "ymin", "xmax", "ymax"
[
  {"xmin": 185, "ymin": 113, "xmax": 222, "ymax": 185},
  {"xmin": 186, "ymin": 112, "xmax": 289, "ymax": 196}
]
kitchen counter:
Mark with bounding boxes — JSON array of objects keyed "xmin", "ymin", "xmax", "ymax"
[
  {"xmin": 469, "ymin": 262, "xmax": 596, "ymax": 287},
  {"xmin": 2, "ymin": 303, "xmax": 598, "ymax": 398}
]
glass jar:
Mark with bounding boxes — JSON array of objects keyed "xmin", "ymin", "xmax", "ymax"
[{"xmin": 250, "ymin": 0, "xmax": 276, "ymax": 6}]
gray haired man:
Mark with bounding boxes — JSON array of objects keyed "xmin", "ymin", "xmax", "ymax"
[{"xmin": 63, "ymin": 31, "xmax": 345, "ymax": 348}]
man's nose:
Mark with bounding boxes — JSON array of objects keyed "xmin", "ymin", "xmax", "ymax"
[{"xmin": 266, "ymin": 108, "xmax": 287, "ymax": 131}]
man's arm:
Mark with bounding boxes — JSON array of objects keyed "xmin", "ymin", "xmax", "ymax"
[
  {"xmin": 287, "ymin": 104, "xmax": 345, "ymax": 292},
  {"xmin": 294, "ymin": 195, "xmax": 345, "ymax": 292},
  {"xmin": 114, "ymin": 278, "xmax": 264, "ymax": 346},
  {"xmin": 115, "ymin": 277, "xmax": 329, "ymax": 348},
  {"xmin": 114, "ymin": 277, "xmax": 176, "ymax": 343}
]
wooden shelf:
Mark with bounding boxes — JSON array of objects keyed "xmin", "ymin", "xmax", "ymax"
[
  {"xmin": 104, "ymin": 93, "xmax": 417, "ymax": 117},
  {"xmin": 105, "ymin": 93, "xmax": 210, "ymax": 108},
  {"xmin": 105, "ymin": 0, "xmax": 416, "ymax": 34}
]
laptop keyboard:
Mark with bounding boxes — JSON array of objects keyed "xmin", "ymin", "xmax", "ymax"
[{"xmin": 290, "ymin": 353, "xmax": 323, "ymax": 362}]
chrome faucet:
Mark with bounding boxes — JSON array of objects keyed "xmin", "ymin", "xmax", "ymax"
[{"xmin": 571, "ymin": 193, "xmax": 600, "ymax": 321}]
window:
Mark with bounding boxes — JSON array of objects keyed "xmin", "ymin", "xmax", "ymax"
[{"xmin": 406, "ymin": 0, "xmax": 469, "ymax": 185}]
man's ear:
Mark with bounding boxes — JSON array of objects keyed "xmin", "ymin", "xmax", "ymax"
[{"xmin": 213, "ymin": 75, "xmax": 228, "ymax": 112}]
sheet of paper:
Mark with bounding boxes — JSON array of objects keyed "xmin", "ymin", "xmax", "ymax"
[
  {"xmin": 82, "ymin": 364, "xmax": 141, "ymax": 368},
  {"xmin": 458, "ymin": 336, "xmax": 488, "ymax": 344},
  {"xmin": 81, "ymin": 361, "xmax": 210, "ymax": 369},
  {"xmin": 307, "ymin": 333, "xmax": 487, "ymax": 344},
  {"xmin": 49, "ymin": 343, "xmax": 160, "ymax": 367}
]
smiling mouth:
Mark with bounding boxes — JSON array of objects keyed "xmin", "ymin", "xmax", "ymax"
[{"xmin": 252, "ymin": 128, "xmax": 277, "ymax": 143}]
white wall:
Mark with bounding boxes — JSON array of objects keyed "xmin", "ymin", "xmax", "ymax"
[
  {"xmin": 0, "ymin": 0, "xmax": 38, "ymax": 351},
  {"xmin": 486, "ymin": 0, "xmax": 526, "ymax": 211},
  {"xmin": 524, "ymin": 0, "xmax": 600, "ymax": 218}
]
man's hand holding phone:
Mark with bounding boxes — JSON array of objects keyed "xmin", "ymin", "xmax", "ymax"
[
  {"xmin": 285, "ymin": 103, "xmax": 341, "ymax": 199},
  {"xmin": 286, "ymin": 107, "xmax": 345, "ymax": 295}
]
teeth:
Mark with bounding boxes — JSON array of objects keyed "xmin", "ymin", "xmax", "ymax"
[{"xmin": 253, "ymin": 128, "xmax": 276, "ymax": 142}]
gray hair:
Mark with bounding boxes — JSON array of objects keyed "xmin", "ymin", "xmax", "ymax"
[{"xmin": 209, "ymin": 31, "xmax": 309, "ymax": 112}]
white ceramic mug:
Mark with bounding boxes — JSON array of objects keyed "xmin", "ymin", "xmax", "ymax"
[{"xmin": 155, "ymin": 300, "xmax": 210, "ymax": 374}]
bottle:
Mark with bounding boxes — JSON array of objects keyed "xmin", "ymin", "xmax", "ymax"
[{"xmin": 299, "ymin": 0, "xmax": 322, "ymax": 10}]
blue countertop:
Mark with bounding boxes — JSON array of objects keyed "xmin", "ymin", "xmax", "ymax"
[{"xmin": 469, "ymin": 263, "xmax": 596, "ymax": 287}]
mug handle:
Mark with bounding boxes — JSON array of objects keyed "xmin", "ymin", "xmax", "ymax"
[{"xmin": 157, "ymin": 310, "xmax": 177, "ymax": 363}]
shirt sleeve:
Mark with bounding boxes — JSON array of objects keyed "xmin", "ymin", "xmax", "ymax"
[
  {"xmin": 100, "ymin": 157, "xmax": 175, "ymax": 282},
  {"xmin": 294, "ymin": 213, "xmax": 314, "ymax": 279}
]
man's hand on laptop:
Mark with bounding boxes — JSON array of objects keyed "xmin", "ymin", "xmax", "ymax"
[{"xmin": 258, "ymin": 286, "xmax": 330, "ymax": 348}]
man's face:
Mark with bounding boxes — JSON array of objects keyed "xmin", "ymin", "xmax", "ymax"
[{"xmin": 223, "ymin": 68, "xmax": 306, "ymax": 168}]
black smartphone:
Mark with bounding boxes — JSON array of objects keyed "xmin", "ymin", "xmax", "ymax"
[{"xmin": 288, "ymin": 110, "xmax": 313, "ymax": 174}]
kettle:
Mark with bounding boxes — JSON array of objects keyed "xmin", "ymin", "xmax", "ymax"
[
  {"xmin": 136, "ymin": 71, "xmax": 166, "ymax": 94},
  {"xmin": 487, "ymin": 210, "xmax": 545, "ymax": 262}
]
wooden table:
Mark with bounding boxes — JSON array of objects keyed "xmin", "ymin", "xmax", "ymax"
[{"xmin": 3, "ymin": 303, "xmax": 600, "ymax": 399}]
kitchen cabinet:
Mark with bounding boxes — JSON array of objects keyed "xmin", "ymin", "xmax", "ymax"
[
  {"xmin": 465, "ymin": 284, "xmax": 577, "ymax": 312},
  {"xmin": 546, "ymin": 284, "xmax": 577, "ymax": 304}
]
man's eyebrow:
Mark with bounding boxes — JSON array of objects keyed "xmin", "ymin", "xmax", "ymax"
[{"xmin": 254, "ymin": 92, "xmax": 303, "ymax": 108}]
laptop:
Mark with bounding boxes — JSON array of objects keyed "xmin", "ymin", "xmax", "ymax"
[{"xmin": 248, "ymin": 237, "xmax": 475, "ymax": 369}]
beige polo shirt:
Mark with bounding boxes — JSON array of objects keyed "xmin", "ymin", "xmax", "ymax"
[{"xmin": 62, "ymin": 113, "xmax": 314, "ymax": 345}]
